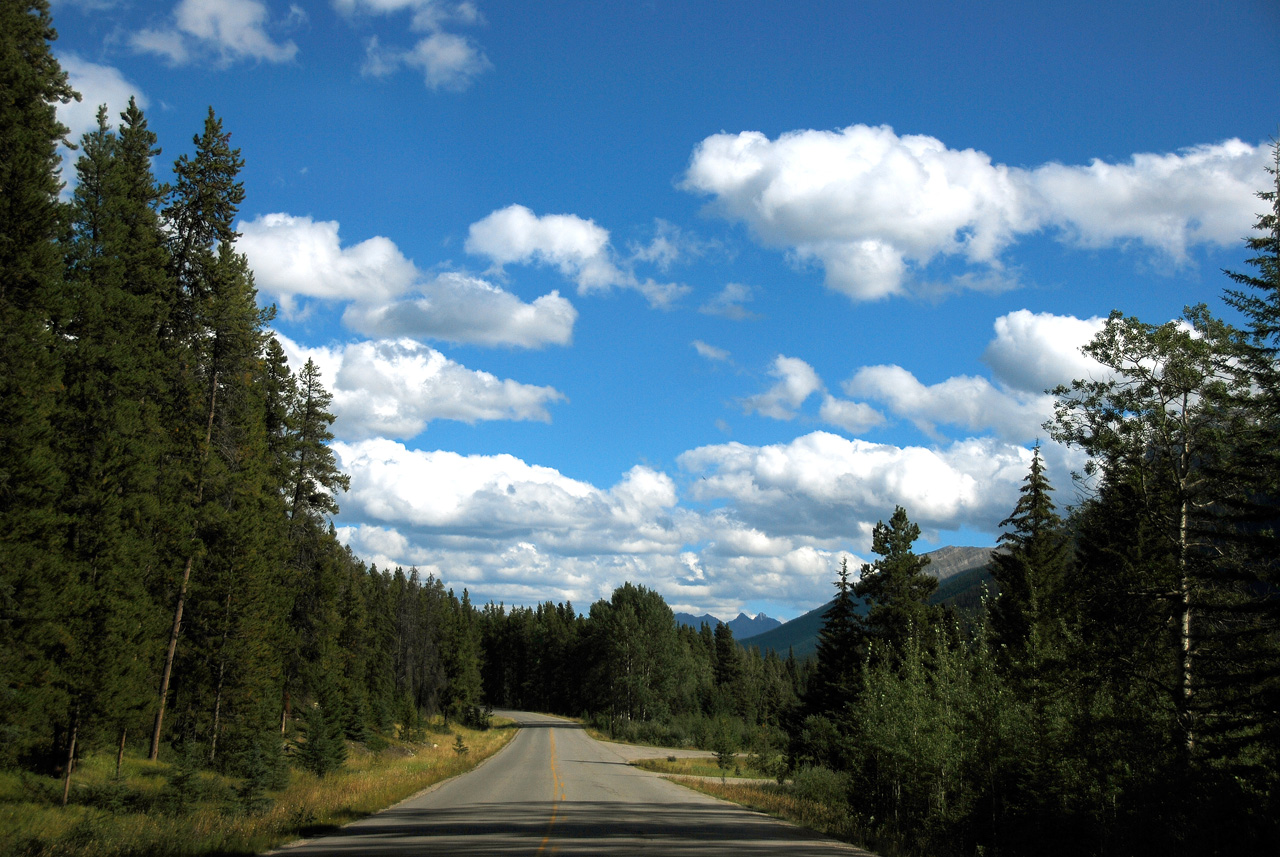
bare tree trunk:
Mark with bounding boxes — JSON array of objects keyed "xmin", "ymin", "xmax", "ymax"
[
  {"xmin": 61, "ymin": 718, "xmax": 78, "ymax": 806},
  {"xmin": 151, "ymin": 554, "xmax": 192, "ymax": 760},
  {"xmin": 209, "ymin": 592, "xmax": 232, "ymax": 764},
  {"xmin": 150, "ymin": 371, "xmax": 218, "ymax": 760},
  {"xmin": 1179, "ymin": 494, "xmax": 1195, "ymax": 756},
  {"xmin": 116, "ymin": 728, "xmax": 127, "ymax": 779}
]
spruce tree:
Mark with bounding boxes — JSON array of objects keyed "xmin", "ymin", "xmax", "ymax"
[
  {"xmin": 988, "ymin": 443, "xmax": 1070, "ymax": 668},
  {"xmin": 806, "ymin": 557, "xmax": 861, "ymax": 718},
  {"xmin": 0, "ymin": 0, "xmax": 76, "ymax": 767},
  {"xmin": 854, "ymin": 505, "xmax": 937, "ymax": 663},
  {"xmin": 57, "ymin": 100, "xmax": 174, "ymax": 783}
]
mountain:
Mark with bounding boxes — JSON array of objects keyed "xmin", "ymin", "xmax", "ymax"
[
  {"xmin": 674, "ymin": 611, "xmax": 782, "ymax": 640},
  {"xmin": 742, "ymin": 545, "xmax": 1000, "ymax": 659}
]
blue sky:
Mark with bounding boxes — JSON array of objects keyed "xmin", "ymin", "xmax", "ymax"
[{"xmin": 50, "ymin": 0, "xmax": 1280, "ymax": 619}]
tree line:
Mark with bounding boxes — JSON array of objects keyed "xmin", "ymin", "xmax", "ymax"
[{"xmin": 0, "ymin": 3, "xmax": 487, "ymax": 800}]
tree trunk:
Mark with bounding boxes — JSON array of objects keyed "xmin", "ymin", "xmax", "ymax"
[
  {"xmin": 150, "ymin": 370, "xmax": 218, "ymax": 760},
  {"xmin": 1180, "ymin": 495, "xmax": 1195, "ymax": 756},
  {"xmin": 209, "ymin": 592, "xmax": 232, "ymax": 764},
  {"xmin": 61, "ymin": 718, "xmax": 78, "ymax": 806},
  {"xmin": 116, "ymin": 728, "xmax": 127, "ymax": 780}
]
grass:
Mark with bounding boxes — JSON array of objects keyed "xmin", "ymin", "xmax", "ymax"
[
  {"xmin": 0, "ymin": 719, "xmax": 515, "ymax": 857},
  {"xmin": 631, "ymin": 755, "xmax": 774, "ymax": 779},
  {"xmin": 667, "ymin": 777, "xmax": 878, "ymax": 855}
]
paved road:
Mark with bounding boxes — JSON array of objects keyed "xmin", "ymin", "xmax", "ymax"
[{"xmin": 276, "ymin": 710, "xmax": 872, "ymax": 855}]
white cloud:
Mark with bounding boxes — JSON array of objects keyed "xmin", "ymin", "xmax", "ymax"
[
  {"xmin": 277, "ymin": 336, "xmax": 565, "ymax": 440},
  {"xmin": 1030, "ymin": 140, "xmax": 1264, "ymax": 261},
  {"xmin": 132, "ymin": 0, "xmax": 299, "ymax": 65},
  {"xmin": 330, "ymin": 441, "xmax": 853, "ymax": 615},
  {"xmin": 683, "ymin": 124, "xmax": 1267, "ymax": 301},
  {"xmin": 363, "ymin": 31, "xmax": 490, "ymax": 90},
  {"xmin": 743, "ymin": 355, "xmax": 823, "ymax": 420},
  {"xmin": 844, "ymin": 365, "xmax": 1052, "ymax": 442},
  {"xmin": 466, "ymin": 204, "xmax": 689, "ymax": 308},
  {"xmin": 692, "ymin": 340, "xmax": 730, "ymax": 362},
  {"xmin": 341, "ymin": 0, "xmax": 491, "ymax": 90},
  {"xmin": 345, "ymin": 273, "xmax": 576, "ymax": 348},
  {"xmin": 239, "ymin": 213, "xmax": 417, "ymax": 309},
  {"xmin": 239, "ymin": 213, "xmax": 575, "ymax": 347},
  {"xmin": 699, "ymin": 282, "xmax": 760, "ymax": 320},
  {"xmin": 819, "ymin": 396, "xmax": 885, "ymax": 435},
  {"xmin": 981, "ymin": 309, "xmax": 1110, "ymax": 393},
  {"xmin": 679, "ymin": 431, "xmax": 1030, "ymax": 539}
]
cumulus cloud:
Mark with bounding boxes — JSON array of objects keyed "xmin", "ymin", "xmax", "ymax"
[
  {"xmin": 466, "ymin": 204, "xmax": 690, "ymax": 307},
  {"xmin": 330, "ymin": 441, "xmax": 853, "ymax": 614},
  {"xmin": 818, "ymin": 396, "xmax": 885, "ymax": 435},
  {"xmin": 333, "ymin": 440, "xmax": 685, "ymax": 552},
  {"xmin": 341, "ymin": 0, "xmax": 491, "ymax": 90},
  {"xmin": 239, "ymin": 213, "xmax": 418, "ymax": 309},
  {"xmin": 743, "ymin": 355, "xmax": 823, "ymax": 420},
  {"xmin": 132, "ymin": 0, "xmax": 299, "ymax": 65},
  {"xmin": 277, "ymin": 336, "xmax": 565, "ymax": 440},
  {"xmin": 844, "ymin": 365, "xmax": 1052, "ymax": 442},
  {"xmin": 683, "ymin": 124, "xmax": 1267, "ymax": 300},
  {"xmin": 982, "ymin": 309, "xmax": 1111, "ymax": 393},
  {"xmin": 239, "ymin": 213, "xmax": 575, "ymax": 347},
  {"xmin": 699, "ymin": 282, "xmax": 761, "ymax": 320},
  {"xmin": 344, "ymin": 273, "xmax": 576, "ymax": 347},
  {"xmin": 679, "ymin": 431, "xmax": 1030, "ymax": 539}
]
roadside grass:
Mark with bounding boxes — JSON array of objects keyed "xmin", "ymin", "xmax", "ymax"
[
  {"xmin": 631, "ymin": 755, "xmax": 773, "ymax": 779},
  {"xmin": 0, "ymin": 719, "xmax": 515, "ymax": 857},
  {"xmin": 668, "ymin": 777, "xmax": 880, "ymax": 855}
]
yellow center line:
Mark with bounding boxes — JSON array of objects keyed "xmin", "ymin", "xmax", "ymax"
[{"xmin": 535, "ymin": 730, "xmax": 563, "ymax": 855}]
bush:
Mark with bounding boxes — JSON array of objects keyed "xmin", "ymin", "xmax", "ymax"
[{"xmin": 792, "ymin": 765, "xmax": 851, "ymax": 808}]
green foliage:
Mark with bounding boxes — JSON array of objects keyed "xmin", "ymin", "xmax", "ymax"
[
  {"xmin": 854, "ymin": 506, "xmax": 938, "ymax": 663},
  {"xmin": 295, "ymin": 702, "xmax": 347, "ymax": 778}
]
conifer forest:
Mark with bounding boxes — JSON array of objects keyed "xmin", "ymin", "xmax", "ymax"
[{"xmin": 2, "ymin": 4, "xmax": 1278, "ymax": 856}]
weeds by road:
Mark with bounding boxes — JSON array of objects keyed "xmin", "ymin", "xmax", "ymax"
[{"xmin": 0, "ymin": 720, "xmax": 515, "ymax": 857}]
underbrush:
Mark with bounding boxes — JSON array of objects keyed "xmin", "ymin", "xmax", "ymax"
[{"xmin": 0, "ymin": 718, "xmax": 515, "ymax": 857}]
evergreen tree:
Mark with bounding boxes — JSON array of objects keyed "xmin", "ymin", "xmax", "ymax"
[
  {"xmin": 0, "ymin": 0, "xmax": 76, "ymax": 767},
  {"xmin": 56, "ymin": 100, "xmax": 174, "ymax": 785},
  {"xmin": 854, "ymin": 506, "xmax": 937, "ymax": 662},
  {"xmin": 806, "ymin": 557, "xmax": 861, "ymax": 718},
  {"xmin": 988, "ymin": 444, "xmax": 1070, "ymax": 668}
]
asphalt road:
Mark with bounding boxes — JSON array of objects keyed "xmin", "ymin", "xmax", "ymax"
[{"xmin": 275, "ymin": 710, "xmax": 872, "ymax": 856}]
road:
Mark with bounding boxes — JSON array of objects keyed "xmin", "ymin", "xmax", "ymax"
[{"xmin": 275, "ymin": 710, "xmax": 873, "ymax": 855}]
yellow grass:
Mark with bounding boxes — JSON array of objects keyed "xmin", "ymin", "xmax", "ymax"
[
  {"xmin": 631, "ymin": 756, "xmax": 773, "ymax": 779},
  {"xmin": 0, "ymin": 720, "xmax": 515, "ymax": 857}
]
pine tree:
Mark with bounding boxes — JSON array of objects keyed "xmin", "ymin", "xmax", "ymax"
[
  {"xmin": 854, "ymin": 506, "xmax": 937, "ymax": 663},
  {"xmin": 988, "ymin": 444, "xmax": 1070, "ymax": 668},
  {"xmin": 150, "ymin": 110, "xmax": 254, "ymax": 760},
  {"xmin": 0, "ymin": 0, "xmax": 77, "ymax": 768},
  {"xmin": 56, "ymin": 99, "xmax": 174, "ymax": 787},
  {"xmin": 806, "ymin": 558, "xmax": 861, "ymax": 718}
]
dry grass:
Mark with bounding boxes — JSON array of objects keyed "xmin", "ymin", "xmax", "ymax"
[
  {"xmin": 0, "ymin": 721, "xmax": 515, "ymax": 857},
  {"xmin": 631, "ymin": 755, "xmax": 773, "ymax": 779}
]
